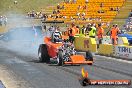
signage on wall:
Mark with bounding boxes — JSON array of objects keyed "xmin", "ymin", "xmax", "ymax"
[
  {"xmin": 113, "ymin": 46, "xmax": 132, "ymax": 59},
  {"xmin": 118, "ymin": 47, "xmax": 132, "ymax": 53},
  {"xmin": 84, "ymin": 39, "xmax": 89, "ymax": 48}
]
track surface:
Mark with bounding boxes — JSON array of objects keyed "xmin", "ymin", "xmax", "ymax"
[{"xmin": 0, "ymin": 28, "xmax": 132, "ymax": 88}]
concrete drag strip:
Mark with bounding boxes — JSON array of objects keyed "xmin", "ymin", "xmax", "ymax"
[
  {"xmin": 0, "ymin": 65, "xmax": 33, "ymax": 88},
  {"xmin": 0, "ymin": 46, "xmax": 131, "ymax": 88}
]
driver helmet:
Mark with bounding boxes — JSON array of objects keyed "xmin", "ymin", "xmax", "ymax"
[
  {"xmin": 54, "ymin": 32, "xmax": 60, "ymax": 39},
  {"xmin": 53, "ymin": 30, "xmax": 62, "ymax": 43}
]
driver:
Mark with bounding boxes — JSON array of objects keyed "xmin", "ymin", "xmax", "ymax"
[{"xmin": 52, "ymin": 30, "xmax": 62, "ymax": 43}]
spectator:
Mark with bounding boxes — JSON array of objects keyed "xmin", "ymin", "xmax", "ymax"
[
  {"xmin": 98, "ymin": 17, "xmax": 102, "ymax": 21},
  {"xmin": 3, "ymin": 16, "xmax": 7, "ymax": 26},
  {"xmin": 82, "ymin": 16, "xmax": 86, "ymax": 21},
  {"xmin": 61, "ymin": 5, "xmax": 64, "ymax": 9},
  {"xmin": 85, "ymin": 23, "xmax": 91, "ymax": 35},
  {"xmin": 100, "ymin": 2, "xmax": 103, "ymax": 8},
  {"xmin": 53, "ymin": 9, "xmax": 57, "ymax": 14},
  {"xmin": 115, "ymin": 24, "xmax": 120, "ymax": 33},
  {"xmin": 110, "ymin": 24, "xmax": 120, "ymax": 45},
  {"xmin": 38, "ymin": 12, "xmax": 43, "ymax": 18},
  {"xmin": 29, "ymin": 11, "xmax": 32, "ymax": 17},
  {"xmin": 43, "ymin": 14, "xmax": 48, "ymax": 21},
  {"xmin": 106, "ymin": 22, "xmax": 110, "ymax": 28},
  {"xmin": 43, "ymin": 24, "xmax": 46, "ymax": 31},
  {"xmin": 116, "ymin": 7, "xmax": 120, "ymax": 12},
  {"xmin": 14, "ymin": 0, "xmax": 18, "ymax": 4},
  {"xmin": 98, "ymin": 9, "xmax": 104, "ymax": 13},
  {"xmin": 42, "ymin": 23, "xmax": 46, "ymax": 32},
  {"xmin": 129, "ymin": 13, "xmax": 132, "ymax": 17},
  {"xmin": 76, "ymin": 12, "xmax": 80, "ymax": 16},
  {"xmin": 57, "ymin": 4, "xmax": 60, "ymax": 9},
  {"xmin": 59, "ymin": 15, "xmax": 63, "ymax": 18},
  {"xmin": 68, "ymin": 23, "xmax": 76, "ymax": 43},
  {"xmin": 57, "ymin": 10, "xmax": 60, "ymax": 14},
  {"xmin": 31, "ymin": 10, "xmax": 35, "ymax": 18},
  {"xmin": 77, "ymin": 5, "xmax": 81, "ymax": 10},
  {"xmin": 82, "ymin": 12, "xmax": 86, "ymax": 16},
  {"xmin": 72, "ymin": 0, "xmax": 76, "ymax": 3},
  {"xmin": 85, "ymin": 0, "xmax": 89, "ymax": 4},
  {"xmin": 83, "ymin": 5, "xmax": 87, "ymax": 10},
  {"xmin": 55, "ymin": 15, "xmax": 59, "ymax": 19},
  {"xmin": 80, "ymin": 25, "xmax": 85, "ymax": 34},
  {"xmin": 27, "ymin": 12, "xmax": 30, "ymax": 18},
  {"xmin": 110, "ymin": 7, "xmax": 114, "ymax": 11},
  {"xmin": 89, "ymin": 23, "xmax": 96, "ymax": 38},
  {"xmin": 0, "ymin": 16, "xmax": 3, "ymax": 26},
  {"xmin": 77, "ymin": 16, "xmax": 81, "ymax": 20},
  {"xmin": 69, "ymin": 0, "xmax": 72, "ymax": 3},
  {"xmin": 70, "ymin": 16, "xmax": 74, "ymax": 21},
  {"xmin": 97, "ymin": 23, "xmax": 104, "ymax": 48},
  {"xmin": 63, "ymin": 16, "xmax": 67, "ymax": 19},
  {"xmin": 32, "ymin": 25, "xmax": 37, "ymax": 37},
  {"xmin": 75, "ymin": 26, "xmax": 79, "ymax": 34},
  {"xmin": 65, "ymin": 0, "xmax": 69, "ymax": 3}
]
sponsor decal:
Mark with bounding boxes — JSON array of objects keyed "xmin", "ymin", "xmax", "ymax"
[
  {"xmin": 90, "ymin": 80, "xmax": 131, "ymax": 85},
  {"xmin": 84, "ymin": 40, "xmax": 89, "ymax": 48},
  {"xmin": 118, "ymin": 47, "xmax": 132, "ymax": 53},
  {"xmin": 114, "ymin": 46, "xmax": 132, "ymax": 58}
]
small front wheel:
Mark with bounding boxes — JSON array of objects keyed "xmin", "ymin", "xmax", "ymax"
[{"xmin": 57, "ymin": 51, "xmax": 64, "ymax": 66}]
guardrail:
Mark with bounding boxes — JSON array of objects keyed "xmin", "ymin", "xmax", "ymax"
[
  {"xmin": 73, "ymin": 34, "xmax": 132, "ymax": 60},
  {"xmin": 74, "ymin": 36, "xmax": 97, "ymax": 52}
]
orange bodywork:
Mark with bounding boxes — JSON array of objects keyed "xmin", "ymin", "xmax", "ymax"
[
  {"xmin": 62, "ymin": 35, "xmax": 69, "ymax": 40},
  {"xmin": 65, "ymin": 55, "xmax": 93, "ymax": 65},
  {"xmin": 44, "ymin": 37, "xmax": 63, "ymax": 58}
]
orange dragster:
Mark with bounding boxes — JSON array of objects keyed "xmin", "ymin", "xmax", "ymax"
[{"xmin": 38, "ymin": 27, "xmax": 93, "ymax": 66}]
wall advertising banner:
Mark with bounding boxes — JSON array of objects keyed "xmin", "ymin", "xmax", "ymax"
[{"xmin": 113, "ymin": 46, "xmax": 132, "ymax": 59}]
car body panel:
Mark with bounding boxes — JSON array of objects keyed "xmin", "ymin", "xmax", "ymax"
[{"xmin": 44, "ymin": 37, "xmax": 63, "ymax": 58}]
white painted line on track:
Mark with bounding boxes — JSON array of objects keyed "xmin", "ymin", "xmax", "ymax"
[{"xmin": 95, "ymin": 55, "xmax": 132, "ymax": 64}]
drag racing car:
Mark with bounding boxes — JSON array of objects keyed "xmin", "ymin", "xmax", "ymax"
[{"xmin": 38, "ymin": 21, "xmax": 93, "ymax": 66}]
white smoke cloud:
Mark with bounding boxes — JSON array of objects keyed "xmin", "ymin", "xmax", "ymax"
[{"xmin": 0, "ymin": 13, "xmax": 44, "ymax": 58}]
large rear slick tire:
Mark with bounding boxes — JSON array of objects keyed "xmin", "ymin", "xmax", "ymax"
[
  {"xmin": 57, "ymin": 51, "xmax": 64, "ymax": 66},
  {"xmin": 38, "ymin": 44, "xmax": 50, "ymax": 63}
]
